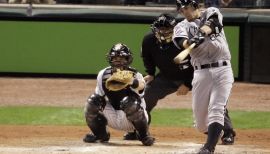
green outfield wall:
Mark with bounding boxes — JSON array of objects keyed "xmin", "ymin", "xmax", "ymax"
[{"xmin": 0, "ymin": 21, "xmax": 239, "ymax": 77}]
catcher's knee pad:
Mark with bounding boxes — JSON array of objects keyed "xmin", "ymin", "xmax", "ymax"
[
  {"xmin": 84, "ymin": 94, "xmax": 106, "ymax": 118},
  {"xmin": 120, "ymin": 94, "xmax": 145, "ymax": 122},
  {"xmin": 84, "ymin": 94, "xmax": 106, "ymax": 125},
  {"xmin": 86, "ymin": 111, "xmax": 108, "ymax": 128},
  {"xmin": 120, "ymin": 95, "xmax": 150, "ymax": 141},
  {"xmin": 87, "ymin": 113, "xmax": 110, "ymax": 141}
]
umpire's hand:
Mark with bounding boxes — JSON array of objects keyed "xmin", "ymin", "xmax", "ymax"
[
  {"xmin": 144, "ymin": 75, "xmax": 154, "ymax": 84},
  {"xmin": 176, "ymin": 84, "xmax": 189, "ymax": 96}
]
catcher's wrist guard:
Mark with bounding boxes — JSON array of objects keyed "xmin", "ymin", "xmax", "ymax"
[{"xmin": 130, "ymin": 78, "xmax": 139, "ymax": 89}]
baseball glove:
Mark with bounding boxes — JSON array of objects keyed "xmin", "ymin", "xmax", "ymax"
[{"xmin": 105, "ymin": 69, "xmax": 134, "ymax": 91}]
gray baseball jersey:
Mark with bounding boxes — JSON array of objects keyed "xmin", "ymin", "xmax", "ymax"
[
  {"xmin": 173, "ymin": 7, "xmax": 231, "ymax": 66},
  {"xmin": 173, "ymin": 7, "xmax": 234, "ymax": 133}
]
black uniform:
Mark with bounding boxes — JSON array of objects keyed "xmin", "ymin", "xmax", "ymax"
[{"xmin": 141, "ymin": 31, "xmax": 194, "ymax": 112}]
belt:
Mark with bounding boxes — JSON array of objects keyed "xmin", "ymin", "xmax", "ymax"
[{"xmin": 194, "ymin": 61, "xmax": 228, "ymax": 70}]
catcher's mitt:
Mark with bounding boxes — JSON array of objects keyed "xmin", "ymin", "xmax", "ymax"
[{"xmin": 105, "ymin": 69, "xmax": 134, "ymax": 91}]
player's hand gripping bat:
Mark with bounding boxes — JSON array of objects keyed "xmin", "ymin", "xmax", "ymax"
[{"xmin": 174, "ymin": 43, "xmax": 196, "ymax": 64}]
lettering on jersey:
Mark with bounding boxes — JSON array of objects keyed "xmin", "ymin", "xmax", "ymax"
[
  {"xmin": 188, "ymin": 26, "xmax": 198, "ymax": 37},
  {"xmin": 178, "ymin": 59, "xmax": 190, "ymax": 70},
  {"xmin": 179, "ymin": 64, "xmax": 190, "ymax": 70},
  {"xmin": 102, "ymin": 68, "xmax": 112, "ymax": 81},
  {"xmin": 209, "ymin": 33, "xmax": 220, "ymax": 41}
]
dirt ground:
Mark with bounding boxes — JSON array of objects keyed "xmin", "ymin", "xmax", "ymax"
[{"xmin": 0, "ymin": 77, "xmax": 270, "ymax": 153}]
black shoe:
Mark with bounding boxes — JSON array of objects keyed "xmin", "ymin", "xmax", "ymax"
[
  {"xmin": 123, "ymin": 131, "xmax": 139, "ymax": 140},
  {"xmin": 141, "ymin": 136, "xmax": 155, "ymax": 146},
  {"xmin": 198, "ymin": 146, "xmax": 214, "ymax": 154},
  {"xmin": 221, "ymin": 130, "xmax": 236, "ymax": 145},
  {"xmin": 83, "ymin": 133, "xmax": 110, "ymax": 143},
  {"xmin": 83, "ymin": 134, "xmax": 97, "ymax": 143}
]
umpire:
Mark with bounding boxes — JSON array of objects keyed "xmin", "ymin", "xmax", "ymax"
[
  {"xmin": 124, "ymin": 13, "xmax": 236, "ymax": 145},
  {"xmin": 142, "ymin": 13, "xmax": 193, "ymax": 112}
]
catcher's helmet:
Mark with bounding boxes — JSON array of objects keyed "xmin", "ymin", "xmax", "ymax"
[
  {"xmin": 151, "ymin": 13, "xmax": 177, "ymax": 49},
  {"xmin": 107, "ymin": 43, "xmax": 133, "ymax": 68},
  {"xmin": 176, "ymin": 0, "xmax": 198, "ymax": 10}
]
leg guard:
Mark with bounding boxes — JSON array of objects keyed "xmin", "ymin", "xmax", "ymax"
[
  {"xmin": 224, "ymin": 108, "xmax": 233, "ymax": 130},
  {"xmin": 84, "ymin": 94, "xmax": 110, "ymax": 142},
  {"xmin": 203, "ymin": 122, "xmax": 223, "ymax": 152},
  {"xmin": 120, "ymin": 94, "xmax": 155, "ymax": 146},
  {"xmin": 222, "ymin": 108, "xmax": 236, "ymax": 145}
]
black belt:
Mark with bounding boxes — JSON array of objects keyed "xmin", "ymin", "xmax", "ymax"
[{"xmin": 195, "ymin": 61, "xmax": 228, "ymax": 70}]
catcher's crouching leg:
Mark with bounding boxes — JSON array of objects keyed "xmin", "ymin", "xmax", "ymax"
[
  {"xmin": 120, "ymin": 95, "xmax": 155, "ymax": 146},
  {"xmin": 84, "ymin": 94, "xmax": 110, "ymax": 143}
]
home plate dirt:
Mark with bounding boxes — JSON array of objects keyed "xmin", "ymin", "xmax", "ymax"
[{"xmin": 0, "ymin": 140, "xmax": 269, "ymax": 154}]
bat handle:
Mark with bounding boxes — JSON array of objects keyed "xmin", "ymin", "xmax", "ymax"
[
  {"xmin": 186, "ymin": 43, "xmax": 196, "ymax": 51},
  {"xmin": 174, "ymin": 43, "xmax": 196, "ymax": 64}
]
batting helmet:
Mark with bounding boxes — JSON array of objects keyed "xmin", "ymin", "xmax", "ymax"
[
  {"xmin": 106, "ymin": 43, "xmax": 133, "ymax": 68},
  {"xmin": 176, "ymin": 0, "xmax": 198, "ymax": 10},
  {"xmin": 151, "ymin": 13, "xmax": 177, "ymax": 49}
]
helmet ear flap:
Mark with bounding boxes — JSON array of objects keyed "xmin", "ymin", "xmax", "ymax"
[{"xmin": 150, "ymin": 23, "xmax": 156, "ymax": 34}]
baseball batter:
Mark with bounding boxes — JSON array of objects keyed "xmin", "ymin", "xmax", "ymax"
[
  {"xmin": 173, "ymin": 0, "xmax": 234, "ymax": 153},
  {"xmin": 83, "ymin": 43, "xmax": 155, "ymax": 146}
]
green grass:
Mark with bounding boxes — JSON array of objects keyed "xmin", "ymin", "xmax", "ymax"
[
  {"xmin": 151, "ymin": 109, "xmax": 270, "ymax": 129},
  {"xmin": 0, "ymin": 107, "xmax": 269, "ymax": 129},
  {"xmin": 0, "ymin": 106, "xmax": 84, "ymax": 125},
  {"xmin": 151, "ymin": 109, "xmax": 194, "ymax": 127}
]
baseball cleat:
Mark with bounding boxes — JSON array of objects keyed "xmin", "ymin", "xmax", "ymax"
[
  {"xmin": 83, "ymin": 132, "xmax": 110, "ymax": 143},
  {"xmin": 83, "ymin": 134, "xmax": 97, "ymax": 143},
  {"xmin": 221, "ymin": 130, "xmax": 236, "ymax": 145},
  {"xmin": 198, "ymin": 146, "xmax": 214, "ymax": 154},
  {"xmin": 141, "ymin": 136, "xmax": 155, "ymax": 146},
  {"xmin": 123, "ymin": 131, "xmax": 139, "ymax": 140}
]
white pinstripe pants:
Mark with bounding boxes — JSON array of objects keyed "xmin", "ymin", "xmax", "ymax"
[
  {"xmin": 103, "ymin": 100, "xmax": 148, "ymax": 132},
  {"xmin": 192, "ymin": 65, "xmax": 234, "ymax": 133}
]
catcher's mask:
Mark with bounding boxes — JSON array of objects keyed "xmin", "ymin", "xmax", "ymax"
[
  {"xmin": 176, "ymin": 0, "xmax": 198, "ymax": 11},
  {"xmin": 107, "ymin": 43, "xmax": 133, "ymax": 68},
  {"xmin": 151, "ymin": 13, "xmax": 176, "ymax": 50}
]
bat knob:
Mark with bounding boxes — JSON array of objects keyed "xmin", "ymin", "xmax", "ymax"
[{"xmin": 173, "ymin": 56, "xmax": 183, "ymax": 64}]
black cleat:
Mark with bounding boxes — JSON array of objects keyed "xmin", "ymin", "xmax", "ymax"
[
  {"xmin": 198, "ymin": 146, "xmax": 214, "ymax": 154},
  {"xmin": 221, "ymin": 130, "xmax": 236, "ymax": 145},
  {"xmin": 83, "ymin": 134, "xmax": 97, "ymax": 143},
  {"xmin": 123, "ymin": 131, "xmax": 139, "ymax": 140},
  {"xmin": 83, "ymin": 133, "xmax": 110, "ymax": 143},
  {"xmin": 141, "ymin": 136, "xmax": 155, "ymax": 146}
]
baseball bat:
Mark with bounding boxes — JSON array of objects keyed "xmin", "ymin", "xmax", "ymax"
[{"xmin": 174, "ymin": 43, "xmax": 196, "ymax": 64}]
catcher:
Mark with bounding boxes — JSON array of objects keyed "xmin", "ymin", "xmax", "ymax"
[{"xmin": 83, "ymin": 43, "xmax": 155, "ymax": 146}]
